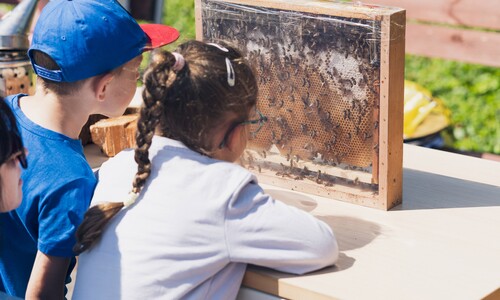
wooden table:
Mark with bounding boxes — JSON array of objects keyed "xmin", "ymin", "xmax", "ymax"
[
  {"xmin": 240, "ymin": 145, "xmax": 500, "ymax": 300},
  {"xmin": 85, "ymin": 144, "xmax": 500, "ymax": 300}
]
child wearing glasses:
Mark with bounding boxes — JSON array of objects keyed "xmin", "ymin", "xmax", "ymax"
[
  {"xmin": 72, "ymin": 40, "xmax": 338, "ymax": 299},
  {"xmin": 0, "ymin": 100, "xmax": 27, "ymax": 213}
]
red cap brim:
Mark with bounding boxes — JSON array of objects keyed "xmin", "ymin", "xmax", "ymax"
[{"xmin": 140, "ymin": 24, "xmax": 180, "ymax": 50}]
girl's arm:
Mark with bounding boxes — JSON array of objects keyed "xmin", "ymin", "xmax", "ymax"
[{"xmin": 225, "ymin": 182, "xmax": 339, "ymax": 274}]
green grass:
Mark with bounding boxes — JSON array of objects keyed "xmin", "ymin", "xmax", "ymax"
[
  {"xmin": 405, "ymin": 56, "xmax": 500, "ymax": 154},
  {"xmin": 163, "ymin": 0, "xmax": 196, "ymax": 44},
  {"xmin": 159, "ymin": 0, "xmax": 499, "ymax": 154}
]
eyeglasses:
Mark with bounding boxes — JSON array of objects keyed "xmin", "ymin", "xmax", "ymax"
[
  {"xmin": 9, "ymin": 149, "xmax": 28, "ymax": 169},
  {"xmin": 218, "ymin": 108, "xmax": 268, "ymax": 149}
]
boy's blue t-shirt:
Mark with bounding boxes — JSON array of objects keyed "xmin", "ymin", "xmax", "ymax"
[{"xmin": 0, "ymin": 95, "xmax": 97, "ymax": 297}]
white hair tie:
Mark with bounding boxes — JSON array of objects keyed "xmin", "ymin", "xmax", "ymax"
[
  {"xmin": 225, "ymin": 58, "xmax": 235, "ymax": 87},
  {"xmin": 207, "ymin": 43, "xmax": 229, "ymax": 52},
  {"xmin": 123, "ymin": 192, "xmax": 139, "ymax": 208},
  {"xmin": 172, "ymin": 52, "xmax": 185, "ymax": 72}
]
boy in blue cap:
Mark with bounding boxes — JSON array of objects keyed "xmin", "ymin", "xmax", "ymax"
[{"xmin": 0, "ymin": 0, "xmax": 179, "ymax": 298}]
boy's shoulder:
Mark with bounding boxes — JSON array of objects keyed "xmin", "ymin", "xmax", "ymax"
[{"xmin": 3, "ymin": 93, "xmax": 23, "ymax": 109}]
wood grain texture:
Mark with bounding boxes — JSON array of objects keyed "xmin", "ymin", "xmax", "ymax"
[
  {"xmin": 378, "ymin": 10, "xmax": 405, "ymax": 209},
  {"xmin": 406, "ymin": 23, "xmax": 500, "ymax": 67},
  {"xmin": 366, "ymin": 0, "xmax": 500, "ymax": 30},
  {"xmin": 90, "ymin": 114, "xmax": 138, "ymax": 157}
]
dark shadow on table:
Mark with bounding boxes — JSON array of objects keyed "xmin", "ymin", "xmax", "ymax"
[
  {"xmin": 395, "ymin": 168, "xmax": 500, "ymax": 210},
  {"xmin": 265, "ymin": 188, "xmax": 318, "ymax": 212}
]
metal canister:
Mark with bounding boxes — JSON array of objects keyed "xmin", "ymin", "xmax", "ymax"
[
  {"xmin": 0, "ymin": 0, "xmax": 39, "ymax": 97},
  {"xmin": 0, "ymin": 48, "xmax": 34, "ymax": 97}
]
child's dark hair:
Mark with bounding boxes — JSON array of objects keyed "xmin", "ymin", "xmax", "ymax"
[
  {"xmin": 0, "ymin": 99, "xmax": 24, "ymax": 167},
  {"xmin": 74, "ymin": 40, "xmax": 258, "ymax": 254}
]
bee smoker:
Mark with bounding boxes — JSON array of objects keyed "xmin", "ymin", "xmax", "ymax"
[{"xmin": 0, "ymin": 0, "xmax": 39, "ymax": 97}]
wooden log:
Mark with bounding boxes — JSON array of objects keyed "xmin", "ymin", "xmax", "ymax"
[{"xmin": 90, "ymin": 114, "xmax": 138, "ymax": 157}]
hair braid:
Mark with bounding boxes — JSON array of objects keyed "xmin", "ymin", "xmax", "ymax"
[
  {"xmin": 133, "ymin": 56, "xmax": 174, "ymax": 192},
  {"xmin": 74, "ymin": 55, "xmax": 175, "ymax": 255}
]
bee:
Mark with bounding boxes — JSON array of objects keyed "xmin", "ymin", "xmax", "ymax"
[
  {"xmin": 319, "ymin": 73, "xmax": 327, "ymax": 87},
  {"xmin": 268, "ymin": 97, "xmax": 276, "ymax": 107},
  {"xmin": 363, "ymin": 132, "xmax": 373, "ymax": 141},
  {"xmin": 343, "ymin": 109, "xmax": 352, "ymax": 120},
  {"xmin": 276, "ymin": 162, "xmax": 291, "ymax": 178},
  {"xmin": 341, "ymin": 78, "xmax": 354, "ymax": 89},
  {"xmin": 301, "ymin": 92, "xmax": 310, "ymax": 108},
  {"xmin": 259, "ymin": 75, "xmax": 266, "ymax": 85},
  {"xmin": 303, "ymin": 143, "xmax": 314, "ymax": 152},
  {"xmin": 278, "ymin": 99, "xmax": 284, "ymax": 108},
  {"xmin": 316, "ymin": 170, "xmax": 322, "ymax": 184},
  {"xmin": 300, "ymin": 123, "xmax": 308, "ymax": 134}
]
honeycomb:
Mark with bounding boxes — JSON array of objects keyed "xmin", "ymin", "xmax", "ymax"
[{"xmin": 201, "ymin": 0, "xmax": 382, "ymax": 186}]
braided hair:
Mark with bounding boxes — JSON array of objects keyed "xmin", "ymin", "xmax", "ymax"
[{"xmin": 74, "ymin": 40, "xmax": 258, "ymax": 254}]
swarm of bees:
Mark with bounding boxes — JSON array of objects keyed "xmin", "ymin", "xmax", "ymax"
[{"xmin": 202, "ymin": 0, "xmax": 383, "ymax": 188}]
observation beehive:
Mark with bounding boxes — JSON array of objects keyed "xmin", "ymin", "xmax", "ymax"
[{"xmin": 196, "ymin": 0, "xmax": 405, "ymax": 210}]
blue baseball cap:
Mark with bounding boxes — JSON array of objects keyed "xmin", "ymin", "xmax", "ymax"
[{"xmin": 28, "ymin": 0, "xmax": 179, "ymax": 82}]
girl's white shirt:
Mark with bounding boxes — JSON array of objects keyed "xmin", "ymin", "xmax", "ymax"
[{"xmin": 73, "ymin": 136, "xmax": 338, "ymax": 300}]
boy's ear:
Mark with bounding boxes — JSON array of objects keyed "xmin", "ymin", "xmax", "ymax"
[{"xmin": 94, "ymin": 73, "xmax": 114, "ymax": 102}]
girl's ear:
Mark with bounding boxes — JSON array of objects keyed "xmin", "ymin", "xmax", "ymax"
[
  {"xmin": 94, "ymin": 73, "xmax": 114, "ymax": 102},
  {"xmin": 212, "ymin": 124, "xmax": 246, "ymax": 162},
  {"xmin": 225, "ymin": 125, "xmax": 244, "ymax": 152}
]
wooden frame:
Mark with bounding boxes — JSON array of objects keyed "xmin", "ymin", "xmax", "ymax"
[{"xmin": 196, "ymin": 0, "xmax": 405, "ymax": 210}]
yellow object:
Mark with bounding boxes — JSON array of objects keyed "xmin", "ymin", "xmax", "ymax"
[{"xmin": 403, "ymin": 80, "xmax": 450, "ymax": 139}]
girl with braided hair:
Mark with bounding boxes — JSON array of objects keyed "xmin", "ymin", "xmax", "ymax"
[{"xmin": 72, "ymin": 40, "xmax": 338, "ymax": 299}]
